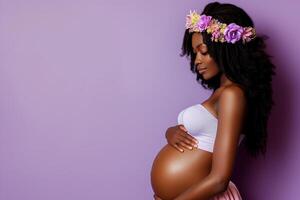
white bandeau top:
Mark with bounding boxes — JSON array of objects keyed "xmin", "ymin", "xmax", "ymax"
[{"xmin": 177, "ymin": 104, "xmax": 245, "ymax": 153}]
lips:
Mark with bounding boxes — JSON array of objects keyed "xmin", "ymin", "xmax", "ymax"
[{"xmin": 197, "ymin": 68, "xmax": 207, "ymax": 74}]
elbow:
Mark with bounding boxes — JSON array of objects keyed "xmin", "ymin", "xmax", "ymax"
[
  {"xmin": 217, "ymin": 180, "xmax": 230, "ymax": 193},
  {"xmin": 211, "ymin": 176, "xmax": 230, "ymax": 194}
]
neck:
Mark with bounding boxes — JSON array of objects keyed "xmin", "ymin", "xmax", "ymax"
[{"xmin": 220, "ymin": 73, "xmax": 233, "ymax": 87}]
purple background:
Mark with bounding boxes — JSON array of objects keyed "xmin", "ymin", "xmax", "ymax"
[{"xmin": 0, "ymin": 0, "xmax": 299, "ymax": 199}]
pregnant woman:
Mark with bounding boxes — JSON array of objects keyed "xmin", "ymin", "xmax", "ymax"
[{"xmin": 151, "ymin": 2, "xmax": 276, "ymax": 200}]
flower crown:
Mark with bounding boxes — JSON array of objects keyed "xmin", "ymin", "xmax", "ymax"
[{"xmin": 185, "ymin": 10, "xmax": 256, "ymax": 44}]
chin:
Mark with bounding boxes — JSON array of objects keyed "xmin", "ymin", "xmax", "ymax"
[
  {"xmin": 201, "ymin": 73, "xmax": 211, "ymax": 80},
  {"xmin": 202, "ymin": 71, "xmax": 219, "ymax": 80}
]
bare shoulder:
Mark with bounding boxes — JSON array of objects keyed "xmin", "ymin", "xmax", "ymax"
[
  {"xmin": 220, "ymin": 84, "xmax": 246, "ymax": 101},
  {"xmin": 217, "ymin": 84, "xmax": 247, "ymax": 113}
]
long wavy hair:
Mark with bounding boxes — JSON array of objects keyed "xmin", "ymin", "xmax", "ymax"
[{"xmin": 180, "ymin": 2, "xmax": 276, "ymax": 157}]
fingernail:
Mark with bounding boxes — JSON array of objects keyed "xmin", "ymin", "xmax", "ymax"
[
  {"xmin": 188, "ymin": 146, "xmax": 192, "ymax": 150},
  {"xmin": 194, "ymin": 144, "xmax": 198, "ymax": 148}
]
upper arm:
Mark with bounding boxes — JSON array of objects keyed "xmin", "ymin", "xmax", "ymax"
[{"xmin": 210, "ymin": 86, "xmax": 247, "ymax": 185}]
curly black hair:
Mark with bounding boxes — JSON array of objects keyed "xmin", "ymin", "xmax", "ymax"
[{"xmin": 180, "ymin": 2, "xmax": 276, "ymax": 158}]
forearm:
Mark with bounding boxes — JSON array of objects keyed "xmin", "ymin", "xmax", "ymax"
[{"xmin": 173, "ymin": 174, "xmax": 227, "ymax": 200}]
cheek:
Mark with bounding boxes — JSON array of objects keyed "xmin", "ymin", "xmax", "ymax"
[
  {"xmin": 207, "ymin": 59, "xmax": 219, "ymax": 74},
  {"xmin": 211, "ymin": 64, "xmax": 220, "ymax": 74}
]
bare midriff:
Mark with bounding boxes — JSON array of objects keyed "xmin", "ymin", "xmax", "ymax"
[{"xmin": 151, "ymin": 144, "xmax": 213, "ymax": 200}]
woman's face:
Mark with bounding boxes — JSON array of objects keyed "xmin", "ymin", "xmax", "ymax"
[{"xmin": 191, "ymin": 32, "xmax": 220, "ymax": 80}]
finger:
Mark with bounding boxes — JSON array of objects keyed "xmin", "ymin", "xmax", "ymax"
[
  {"xmin": 179, "ymin": 132, "xmax": 198, "ymax": 146},
  {"xmin": 183, "ymin": 138, "xmax": 197, "ymax": 149},
  {"xmin": 181, "ymin": 130, "xmax": 198, "ymax": 142},
  {"xmin": 179, "ymin": 125, "xmax": 188, "ymax": 132},
  {"xmin": 177, "ymin": 134, "xmax": 193, "ymax": 146},
  {"xmin": 178, "ymin": 126, "xmax": 198, "ymax": 144},
  {"xmin": 173, "ymin": 143, "xmax": 184, "ymax": 153},
  {"xmin": 179, "ymin": 141, "xmax": 193, "ymax": 150},
  {"xmin": 181, "ymin": 133, "xmax": 199, "ymax": 146}
]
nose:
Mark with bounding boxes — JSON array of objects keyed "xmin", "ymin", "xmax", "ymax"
[{"xmin": 194, "ymin": 52, "xmax": 204, "ymax": 69}]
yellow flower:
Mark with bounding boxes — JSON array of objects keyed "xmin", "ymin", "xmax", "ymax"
[{"xmin": 190, "ymin": 12, "xmax": 200, "ymax": 26}]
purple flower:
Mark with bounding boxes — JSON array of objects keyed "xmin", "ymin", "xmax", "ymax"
[
  {"xmin": 197, "ymin": 15, "xmax": 212, "ymax": 31},
  {"xmin": 223, "ymin": 23, "xmax": 244, "ymax": 44}
]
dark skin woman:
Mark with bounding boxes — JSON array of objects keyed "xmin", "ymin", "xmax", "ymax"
[{"xmin": 150, "ymin": 2, "xmax": 276, "ymax": 200}]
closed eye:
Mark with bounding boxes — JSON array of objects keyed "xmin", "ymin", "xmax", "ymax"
[
  {"xmin": 193, "ymin": 50, "xmax": 208, "ymax": 55},
  {"xmin": 193, "ymin": 45, "xmax": 208, "ymax": 55}
]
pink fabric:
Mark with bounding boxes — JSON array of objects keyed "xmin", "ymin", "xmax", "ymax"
[{"xmin": 210, "ymin": 181, "xmax": 242, "ymax": 200}]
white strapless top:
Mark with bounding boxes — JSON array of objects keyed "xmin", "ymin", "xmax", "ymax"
[{"xmin": 177, "ymin": 104, "xmax": 245, "ymax": 153}]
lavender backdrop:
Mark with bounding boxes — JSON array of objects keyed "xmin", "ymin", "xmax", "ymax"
[{"xmin": 0, "ymin": 0, "xmax": 299, "ymax": 199}]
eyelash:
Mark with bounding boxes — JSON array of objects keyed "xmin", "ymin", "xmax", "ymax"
[
  {"xmin": 193, "ymin": 47, "xmax": 208, "ymax": 55},
  {"xmin": 193, "ymin": 51, "xmax": 208, "ymax": 55}
]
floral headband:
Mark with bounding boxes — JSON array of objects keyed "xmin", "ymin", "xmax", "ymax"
[{"xmin": 185, "ymin": 10, "xmax": 256, "ymax": 44}]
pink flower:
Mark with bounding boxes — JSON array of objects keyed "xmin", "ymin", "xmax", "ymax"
[
  {"xmin": 242, "ymin": 27, "xmax": 256, "ymax": 42},
  {"xmin": 211, "ymin": 30, "xmax": 221, "ymax": 41}
]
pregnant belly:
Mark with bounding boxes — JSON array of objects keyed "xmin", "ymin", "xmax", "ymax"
[{"xmin": 151, "ymin": 144, "xmax": 213, "ymax": 200}]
